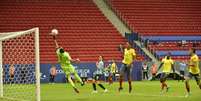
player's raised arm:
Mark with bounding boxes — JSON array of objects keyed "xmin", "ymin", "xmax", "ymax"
[
  {"xmin": 171, "ymin": 63, "xmax": 175, "ymax": 73},
  {"xmin": 157, "ymin": 62, "xmax": 164, "ymax": 72},
  {"xmin": 54, "ymin": 39, "xmax": 59, "ymax": 49},
  {"xmin": 118, "ymin": 44, "xmax": 124, "ymax": 53},
  {"xmin": 49, "ymin": 29, "xmax": 59, "ymax": 49},
  {"xmin": 70, "ymin": 58, "xmax": 80, "ymax": 63},
  {"xmin": 132, "ymin": 49, "xmax": 136, "ymax": 61},
  {"xmin": 188, "ymin": 59, "xmax": 196, "ymax": 67}
]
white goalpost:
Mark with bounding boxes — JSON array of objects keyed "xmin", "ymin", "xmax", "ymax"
[{"xmin": 0, "ymin": 28, "xmax": 40, "ymax": 101}]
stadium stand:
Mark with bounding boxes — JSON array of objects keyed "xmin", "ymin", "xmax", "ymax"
[
  {"xmin": 0, "ymin": 0, "xmax": 146, "ymax": 63},
  {"xmin": 107, "ymin": 0, "xmax": 201, "ymax": 60},
  {"xmin": 108, "ymin": 0, "xmax": 201, "ymax": 36}
]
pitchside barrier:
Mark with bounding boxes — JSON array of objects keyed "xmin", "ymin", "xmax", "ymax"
[{"xmin": 40, "ymin": 61, "xmax": 143, "ymax": 83}]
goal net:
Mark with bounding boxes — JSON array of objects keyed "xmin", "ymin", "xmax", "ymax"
[{"xmin": 0, "ymin": 28, "xmax": 40, "ymax": 101}]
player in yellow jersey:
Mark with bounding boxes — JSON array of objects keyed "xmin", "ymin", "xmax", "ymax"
[
  {"xmin": 185, "ymin": 49, "xmax": 201, "ymax": 97},
  {"xmin": 119, "ymin": 42, "xmax": 136, "ymax": 93},
  {"xmin": 157, "ymin": 54, "xmax": 175, "ymax": 94},
  {"xmin": 108, "ymin": 59, "xmax": 118, "ymax": 84}
]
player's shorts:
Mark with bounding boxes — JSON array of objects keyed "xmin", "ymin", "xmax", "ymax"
[
  {"xmin": 61, "ymin": 64, "xmax": 76, "ymax": 75},
  {"xmin": 93, "ymin": 74, "xmax": 103, "ymax": 81},
  {"xmin": 120, "ymin": 63, "xmax": 132, "ymax": 76},
  {"xmin": 160, "ymin": 72, "xmax": 170, "ymax": 81},
  {"xmin": 109, "ymin": 72, "xmax": 114, "ymax": 77},
  {"xmin": 152, "ymin": 73, "xmax": 156, "ymax": 76},
  {"xmin": 180, "ymin": 70, "xmax": 185, "ymax": 76},
  {"xmin": 50, "ymin": 74, "xmax": 55, "ymax": 78},
  {"xmin": 186, "ymin": 72, "xmax": 200, "ymax": 82}
]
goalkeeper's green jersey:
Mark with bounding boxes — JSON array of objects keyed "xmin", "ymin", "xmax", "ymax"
[{"xmin": 56, "ymin": 48, "xmax": 71, "ymax": 67}]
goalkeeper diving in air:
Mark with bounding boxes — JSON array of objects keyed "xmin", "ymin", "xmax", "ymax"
[{"xmin": 51, "ymin": 29, "xmax": 84, "ymax": 93}]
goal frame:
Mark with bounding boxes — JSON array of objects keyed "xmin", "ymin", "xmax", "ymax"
[{"xmin": 0, "ymin": 27, "xmax": 40, "ymax": 101}]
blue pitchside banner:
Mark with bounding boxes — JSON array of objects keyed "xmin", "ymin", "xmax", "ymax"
[{"xmin": 40, "ymin": 62, "xmax": 143, "ymax": 83}]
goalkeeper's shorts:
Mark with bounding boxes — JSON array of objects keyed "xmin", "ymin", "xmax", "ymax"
[{"xmin": 62, "ymin": 65, "xmax": 76, "ymax": 75}]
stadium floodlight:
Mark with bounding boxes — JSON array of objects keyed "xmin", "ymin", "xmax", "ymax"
[{"xmin": 0, "ymin": 28, "xmax": 40, "ymax": 101}]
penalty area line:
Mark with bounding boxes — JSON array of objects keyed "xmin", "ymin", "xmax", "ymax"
[
  {"xmin": 0, "ymin": 96, "xmax": 30, "ymax": 101},
  {"xmin": 132, "ymin": 93, "xmax": 185, "ymax": 98}
]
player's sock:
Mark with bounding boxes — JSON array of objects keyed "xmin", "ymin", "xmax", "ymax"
[
  {"xmin": 118, "ymin": 76, "xmax": 123, "ymax": 92},
  {"xmin": 163, "ymin": 82, "xmax": 169, "ymax": 92},
  {"xmin": 109, "ymin": 76, "xmax": 113, "ymax": 84},
  {"xmin": 199, "ymin": 83, "xmax": 201, "ymax": 89},
  {"xmin": 185, "ymin": 82, "xmax": 190, "ymax": 93},
  {"xmin": 166, "ymin": 86, "xmax": 170, "ymax": 92},
  {"xmin": 119, "ymin": 76, "xmax": 123, "ymax": 88},
  {"xmin": 163, "ymin": 82, "xmax": 167, "ymax": 88},
  {"xmin": 74, "ymin": 73, "xmax": 84, "ymax": 86},
  {"xmin": 73, "ymin": 87, "xmax": 79, "ymax": 93},
  {"xmin": 68, "ymin": 76, "xmax": 76, "ymax": 87},
  {"xmin": 128, "ymin": 81, "xmax": 132, "ymax": 93},
  {"xmin": 92, "ymin": 83, "xmax": 97, "ymax": 91},
  {"xmin": 98, "ymin": 84, "xmax": 106, "ymax": 90},
  {"xmin": 161, "ymin": 83, "xmax": 164, "ymax": 90}
]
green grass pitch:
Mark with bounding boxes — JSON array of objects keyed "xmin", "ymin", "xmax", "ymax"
[
  {"xmin": 0, "ymin": 80, "xmax": 200, "ymax": 101},
  {"xmin": 41, "ymin": 80, "xmax": 201, "ymax": 101}
]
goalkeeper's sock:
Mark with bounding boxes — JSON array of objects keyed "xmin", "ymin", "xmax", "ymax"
[
  {"xmin": 68, "ymin": 76, "xmax": 75, "ymax": 87},
  {"xmin": 74, "ymin": 73, "xmax": 84, "ymax": 85},
  {"xmin": 92, "ymin": 83, "xmax": 97, "ymax": 91},
  {"xmin": 98, "ymin": 84, "xmax": 106, "ymax": 90},
  {"xmin": 73, "ymin": 87, "xmax": 79, "ymax": 93}
]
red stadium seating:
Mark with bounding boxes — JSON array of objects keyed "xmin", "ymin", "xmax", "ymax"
[
  {"xmin": 108, "ymin": 0, "xmax": 201, "ymax": 36},
  {"xmin": 108, "ymin": 0, "xmax": 201, "ymax": 60},
  {"xmin": 0, "ymin": 0, "xmax": 144, "ymax": 63}
]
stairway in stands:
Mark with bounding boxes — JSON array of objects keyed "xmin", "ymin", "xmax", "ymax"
[{"xmin": 0, "ymin": 0, "xmax": 145, "ymax": 63}]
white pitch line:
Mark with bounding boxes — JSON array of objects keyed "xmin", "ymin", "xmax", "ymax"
[
  {"xmin": 0, "ymin": 97, "xmax": 30, "ymax": 101},
  {"xmin": 113, "ymin": 92, "xmax": 186, "ymax": 98},
  {"xmin": 89, "ymin": 91, "xmax": 186, "ymax": 98},
  {"xmin": 133, "ymin": 93, "xmax": 185, "ymax": 98}
]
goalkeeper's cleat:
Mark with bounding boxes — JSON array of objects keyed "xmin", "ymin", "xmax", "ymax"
[
  {"xmin": 73, "ymin": 87, "xmax": 80, "ymax": 94},
  {"xmin": 92, "ymin": 90, "xmax": 98, "ymax": 94},
  {"xmin": 81, "ymin": 82, "xmax": 85, "ymax": 86},
  {"xmin": 104, "ymin": 89, "xmax": 108, "ymax": 93},
  {"xmin": 118, "ymin": 87, "xmax": 123, "ymax": 92}
]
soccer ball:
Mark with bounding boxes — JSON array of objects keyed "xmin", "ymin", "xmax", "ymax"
[{"xmin": 50, "ymin": 29, "xmax": 58, "ymax": 35}]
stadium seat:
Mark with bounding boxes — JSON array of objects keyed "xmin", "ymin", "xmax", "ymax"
[{"xmin": 0, "ymin": 0, "xmax": 145, "ymax": 63}]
